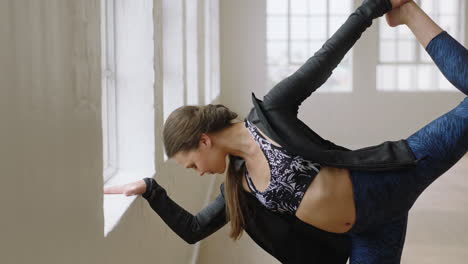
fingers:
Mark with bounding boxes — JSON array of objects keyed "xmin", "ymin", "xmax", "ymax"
[
  {"xmin": 390, "ymin": 0, "xmax": 412, "ymax": 9},
  {"xmin": 124, "ymin": 190, "xmax": 136, "ymax": 196},
  {"xmin": 103, "ymin": 184, "xmax": 125, "ymax": 194},
  {"xmin": 103, "ymin": 180, "xmax": 147, "ymax": 196},
  {"xmin": 385, "ymin": 8, "xmax": 404, "ymax": 27}
]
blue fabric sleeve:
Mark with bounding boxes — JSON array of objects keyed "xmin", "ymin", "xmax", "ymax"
[{"xmin": 425, "ymin": 31, "xmax": 468, "ymax": 95}]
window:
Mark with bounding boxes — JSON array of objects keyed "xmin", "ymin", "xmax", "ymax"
[
  {"xmin": 162, "ymin": 0, "xmax": 220, "ymax": 162},
  {"xmin": 102, "ymin": 0, "xmax": 155, "ymax": 236},
  {"xmin": 377, "ymin": 0, "xmax": 465, "ymax": 92},
  {"xmin": 102, "ymin": 0, "xmax": 118, "ymax": 184},
  {"xmin": 266, "ymin": 0, "xmax": 353, "ymax": 92},
  {"xmin": 102, "ymin": 0, "xmax": 220, "ymax": 236}
]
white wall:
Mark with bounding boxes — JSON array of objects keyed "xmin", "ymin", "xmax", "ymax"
[
  {"xmin": 1, "ymin": 1, "xmax": 104, "ymax": 262},
  {"xmin": 0, "ymin": 1, "xmax": 213, "ymax": 263}
]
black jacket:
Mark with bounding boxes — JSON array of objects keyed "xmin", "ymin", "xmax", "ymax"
[
  {"xmin": 142, "ymin": 0, "xmax": 425, "ymax": 263},
  {"xmin": 142, "ymin": 178, "xmax": 351, "ymax": 264}
]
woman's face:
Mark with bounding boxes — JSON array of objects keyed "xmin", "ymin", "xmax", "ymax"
[{"xmin": 173, "ymin": 134, "xmax": 227, "ymax": 176}]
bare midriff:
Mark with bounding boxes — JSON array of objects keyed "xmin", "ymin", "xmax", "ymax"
[
  {"xmin": 294, "ymin": 166, "xmax": 356, "ymax": 234},
  {"xmin": 242, "ymin": 125, "xmax": 356, "ymax": 234}
]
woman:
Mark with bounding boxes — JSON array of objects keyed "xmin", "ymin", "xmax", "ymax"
[{"xmin": 104, "ymin": 0, "xmax": 467, "ymax": 263}]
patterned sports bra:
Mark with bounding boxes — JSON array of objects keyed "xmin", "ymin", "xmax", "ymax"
[{"xmin": 243, "ymin": 119, "xmax": 322, "ymax": 215}]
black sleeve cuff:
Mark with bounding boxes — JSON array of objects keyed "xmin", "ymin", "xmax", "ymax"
[{"xmin": 142, "ymin": 177, "xmax": 156, "ymax": 199}]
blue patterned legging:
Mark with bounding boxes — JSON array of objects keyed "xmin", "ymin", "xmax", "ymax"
[{"xmin": 343, "ymin": 31, "xmax": 468, "ymax": 263}]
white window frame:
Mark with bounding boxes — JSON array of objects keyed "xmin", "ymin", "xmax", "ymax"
[
  {"xmin": 162, "ymin": 0, "xmax": 220, "ymax": 162},
  {"xmin": 102, "ymin": 0, "xmax": 155, "ymax": 237},
  {"xmin": 101, "ymin": 0, "xmax": 118, "ymax": 184},
  {"xmin": 376, "ymin": 0, "xmax": 466, "ymax": 92},
  {"xmin": 266, "ymin": 0, "xmax": 354, "ymax": 93},
  {"xmin": 102, "ymin": 0, "xmax": 220, "ymax": 237}
]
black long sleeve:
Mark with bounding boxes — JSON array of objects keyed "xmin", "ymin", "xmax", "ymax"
[
  {"xmin": 262, "ymin": 0, "xmax": 393, "ymax": 113},
  {"xmin": 141, "ymin": 177, "xmax": 228, "ymax": 244}
]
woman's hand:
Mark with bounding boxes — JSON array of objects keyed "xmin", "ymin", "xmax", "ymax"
[
  {"xmin": 385, "ymin": 0, "xmax": 415, "ymax": 27},
  {"xmin": 390, "ymin": 0, "xmax": 412, "ymax": 9},
  {"xmin": 103, "ymin": 180, "xmax": 147, "ymax": 196}
]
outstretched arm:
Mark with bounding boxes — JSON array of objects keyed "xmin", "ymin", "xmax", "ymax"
[
  {"xmin": 262, "ymin": 0, "xmax": 408, "ymax": 113},
  {"xmin": 141, "ymin": 178, "xmax": 228, "ymax": 244}
]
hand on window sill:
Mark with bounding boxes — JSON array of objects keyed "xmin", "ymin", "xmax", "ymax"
[{"xmin": 103, "ymin": 179, "xmax": 146, "ymax": 196}]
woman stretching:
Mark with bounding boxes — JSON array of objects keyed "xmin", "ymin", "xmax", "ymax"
[{"xmin": 104, "ymin": 0, "xmax": 467, "ymax": 263}]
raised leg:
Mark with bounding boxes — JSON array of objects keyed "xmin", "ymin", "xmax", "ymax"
[
  {"xmin": 404, "ymin": 97, "xmax": 468, "ymax": 202},
  {"xmin": 349, "ymin": 213, "xmax": 409, "ymax": 264},
  {"xmin": 345, "ymin": 98, "xmax": 467, "ymax": 238}
]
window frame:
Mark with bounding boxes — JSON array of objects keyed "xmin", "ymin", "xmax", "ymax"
[
  {"xmin": 266, "ymin": 0, "xmax": 354, "ymax": 92},
  {"xmin": 376, "ymin": 0, "xmax": 466, "ymax": 92},
  {"xmin": 101, "ymin": 0, "xmax": 118, "ymax": 184}
]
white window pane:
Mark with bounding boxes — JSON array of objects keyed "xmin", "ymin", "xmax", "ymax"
[
  {"xmin": 420, "ymin": 0, "xmax": 435, "ymax": 14},
  {"xmin": 309, "ymin": 16, "xmax": 327, "ymax": 39},
  {"xmin": 268, "ymin": 65, "xmax": 290, "ymax": 86},
  {"xmin": 397, "ymin": 65, "xmax": 414, "ymax": 91},
  {"xmin": 267, "ymin": 0, "xmax": 288, "ymax": 15},
  {"xmin": 377, "ymin": 65, "xmax": 396, "ymax": 91},
  {"xmin": 327, "ymin": 64, "xmax": 350, "ymax": 90},
  {"xmin": 288, "ymin": 64, "xmax": 301, "ymax": 75},
  {"xmin": 379, "ymin": 18, "xmax": 397, "ymax": 39},
  {"xmin": 291, "ymin": 41, "xmax": 308, "ymax": 64},
  {"xmin": 439, "ymin": 0, "xmax": 457, "ymax": 14},
  {"xmin": 291, "ymin": 17, "xmax": 308, "ymax": 40},
  {"xmin": 380, "ymin": 41, "xmax": 397, "ymax": 62},
  {"xmin": 376, "ymin": 0, "xmax": 464, "ymax": 93},
  {"xmin": 340, "ymin": 55, "xmax": 351, "ymax": 69},
  {"xmin": 420, "ymin": 65, "xmax": 440, "ymax": 91},
  {"xmin": 309, "ymin": 40, "xmax": 323, "ymax": 55},
  {"xmin": 268, "ymin": 41, "xmax": 288, "ymax": 64},
  {"xmin": 397, "ymin": 26, "xmax": 413, "ymax": 40},
  {"xmin": 439, "ymin": 15, "xmax": 458, "ymax": 38},
  {"xmin": 420, "ymin": 48, "xmax": 432, "ymax": 63},
  {"xmin": 438, "ymin": 71, "xmax": 454, "ymax": 90},
  {"xmin": 397, "ymin": 40, "xmax": 416, "ymax": 61},
  {"xmin": 330, "ymin": 0, "xmax": 351, "ymax": 15},
  {"xmin": 291, "ymin": 0, "xmax": 308, "ymax": 15},
  {"xmin": 309, "ymin": 0, "xmax": 327, "ymax": 14},
  {"xmin": 267, "ymin": 16, "xmax": 288, "ymax": 40},
  {"xmin": 417, "ymin": 65, "xmax": 433, "ymax": 90},
  {"xmin": 329, "ymin": 15, "xmax": 347, "ymax": 36}
]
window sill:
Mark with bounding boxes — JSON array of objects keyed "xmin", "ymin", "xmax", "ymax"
[{"xmin": 103, "ymin": 169, "xmax": 154, "ymax": 237}]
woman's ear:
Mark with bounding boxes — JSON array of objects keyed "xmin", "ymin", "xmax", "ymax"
[{"xmin": 199, "ymin": 133, "xmax": 212, "ymax": 148}]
